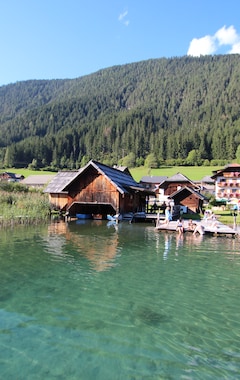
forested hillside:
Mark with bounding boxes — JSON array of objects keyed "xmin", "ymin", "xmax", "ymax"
[{"xmin": 0, "ymin": 54, "xmax": 240, "ymax": 169}]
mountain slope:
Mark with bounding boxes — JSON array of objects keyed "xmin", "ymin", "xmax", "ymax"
[{"xmin": 0, "ymin": 54, "xmax": 240, "ymax": 168}]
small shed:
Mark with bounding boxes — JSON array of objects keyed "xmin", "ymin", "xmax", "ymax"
[
  {"xmin": 170, "ymin": 186, "xmax": 206, "ymax": 214},
  {"xmin": 44, "ymin": 160, "xmax": 153, "ymax": 216}
]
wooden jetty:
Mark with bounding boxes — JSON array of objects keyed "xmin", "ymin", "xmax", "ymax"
[{"xmin": 155, "ymin": 219, "xmax": 238, "ymax": 237}]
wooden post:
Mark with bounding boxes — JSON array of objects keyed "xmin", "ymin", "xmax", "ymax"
[{"xmin": 233, "ymin": 211, "xmax": 237, "ymax": 230}]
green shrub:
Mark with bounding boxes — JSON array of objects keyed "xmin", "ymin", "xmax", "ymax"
[
  {"xmin": 0, "ymin": 190, "xmax": 50, "ymax": 222},
  {"xmin": 0, "ymin": 182, "xmax": 28, "ymax": 192}
]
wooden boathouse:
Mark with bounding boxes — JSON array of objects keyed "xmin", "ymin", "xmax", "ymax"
[{"xmin": 44, "ymin": 160, "xmax": 154, "ymax": 218}]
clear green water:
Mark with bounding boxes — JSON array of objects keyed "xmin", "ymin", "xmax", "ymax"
[{"xmin": 0, "ymin": 220, "xmax": 240, "ymax": 380}]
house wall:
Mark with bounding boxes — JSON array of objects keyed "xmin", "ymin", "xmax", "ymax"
[
  {"xmin": 119, "ymin": 193, "xmax": 145, "ymax": 213},
  {"xmin": 164, "ymin": 182, "xmax": 194, "ymax": 196},
  {"xmin": 215, "ymin": 171, "xmax": 240, "ymax": 200},
  {"xmin": 119, "ymin": 193, "xmax": 132, "ymax": 213},
  {"xmin": 48, "ymin": 194, "xmax": 69, "ymax": 210},
  {"xmin": 69, "ymin": 172, "xmax": 120, "ymax": 211},
  {"xmin": 179, "ymin": 195, "xmax": 200, "ymax": 213}
]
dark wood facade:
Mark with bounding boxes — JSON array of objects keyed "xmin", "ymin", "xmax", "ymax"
[
  {"xmin": 159, "ymin": 173, "xmax": 199, "ymax": 195},
  {"xmin": 158, "ymin": 173, "xmax": 204, "ymax": 214},
  {"xmin": 45, "ymin": 160, "xmax": 153, "ymax": 216},
  {"xmin": 170, "ymin": 186, "xmax": 205, "ymax": 213}
]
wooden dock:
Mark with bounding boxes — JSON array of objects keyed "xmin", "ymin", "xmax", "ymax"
[{"xmin": 155, "ymin": 219, "xmax": 238, "ymax": 237}]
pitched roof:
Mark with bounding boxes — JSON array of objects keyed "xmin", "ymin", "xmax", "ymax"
[
  {"xmin": 200, "ymin": 175, "xmax": 215, "ymax": 184},
  {"xmin": 159, "ymin": 172, "xmax": 197, "ymax": 188},
  {"xmin": 0, "ymin": 172, "xmax": 22, "ymax": 179},
  {"xmin": 170, "ymin": 186, "xmax": 206, "ymax": 200},
  {"xmin": 44, "ymin": 171, "xmax": 80, "ymax": 193},
  {"xmin": 225, "ymin": 163, "xmax": 240, "ymax": 168},
  {"xmin": 21, "ymin": 174, "xmax": 56, "ymax": 186},
  {"xmin": 5, "ymin": 172, "xmax": 18, "ymax": 178},
  {"xmin": 165, "ymin": 172, "xmax": 193, "ymax": 182},
  {"xmin": 140, "ymin": 176, "xmax": 168, "ymax": 184},
  {"xmin": 113, "ymin": 165, "xmax": 133, "ymax": 177},
  {"xmin": 44, "ymin": 160, "xmax": 153, "ymax": 195},
  {"xmin": 211, "ymin": 163, "xmax": 240, "ymax": 178},
  {"xmin": 86, "ymin": 160, "xmax": 148, "ymax": 194}
]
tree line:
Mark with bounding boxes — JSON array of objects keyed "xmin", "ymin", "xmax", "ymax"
[{"xmin": 0, "ymin": 54, "xmax": 240, "ymax": 169}]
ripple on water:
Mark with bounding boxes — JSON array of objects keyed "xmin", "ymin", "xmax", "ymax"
[{"xmin": 0, "ymin": 223, "xmax": 240, "ymax": 379}]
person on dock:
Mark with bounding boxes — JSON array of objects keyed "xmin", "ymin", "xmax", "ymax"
[
  {"xmin": 203, "ymin": 210, "xmax": 216, "ymax": 223},
  {"xmin": 176, "ymin": 217, "xmax": 184, "ymax": 234},
  {"xmin": 164, "ymin": 206, "xmax": 172, "ymax": 225},
  {"xmin": 187, "ymin": 219, "xmax": 196, "ymax": 232},
  {"xmin": 169, "ymin": 198, "xmax": 175, "ymax": 214},
  {"xmin": 203, "ymin": 210, "xmax": 219, "ymax": 228},
  {"xmin": 193, "ymin": 223, "xmax": 205, "ymax": 235}
]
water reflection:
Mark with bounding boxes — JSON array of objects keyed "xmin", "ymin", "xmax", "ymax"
[
  {"xmin": 47, "ymin": 220, "xmax": 121, "ymax": 271},
  {"xmin": 175, "ymin": 233, "xmax": 184, "ymax": 255},
  {"xmin": 162, "ymin": 232, "xmax": 203, "ymax": 259},
  {"xmin": 151, "ymin": 229, "xmax": 205, "ymax": 260},
  {"xmin": 163, "ymin": 233, "xmax": 172, "ymax": 259}
]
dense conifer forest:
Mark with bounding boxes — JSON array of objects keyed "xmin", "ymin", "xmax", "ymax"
[{"xmin": 0, "ymin": 54, "xmax": 240, "ymax": 169}]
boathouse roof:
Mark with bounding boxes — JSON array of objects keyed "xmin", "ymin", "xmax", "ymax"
[
  {"xmin": 44, "ymin": 170, "xmax": 80, "ymax": 193},
  {"xmin": 45, "ymin": 160, "xmax": 153, "ymax": 195}
]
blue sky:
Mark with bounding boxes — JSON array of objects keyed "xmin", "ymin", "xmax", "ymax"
[{"xmin": 1, "ymin": 0, "xmax": 240, "ymax": 86}]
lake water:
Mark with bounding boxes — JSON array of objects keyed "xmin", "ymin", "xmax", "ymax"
[{"xmin": 0, "ymin": 219, "xmax": 240, "ymax": 379}]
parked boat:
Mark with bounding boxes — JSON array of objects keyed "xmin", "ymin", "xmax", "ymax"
[
  {"xmin": 107, "ymin": 213, "xmax": 122, "ymax": 222},
  {"xmin": 122, "ymin": 212, "xmax": 134, "ymax": 221},
  {"xmin": 92, "ymin": 214, "xmax": 104, "ymax": 220},
  {"xmin": 76, "ymin": 213, "xmax": 92, "ymax": 219},
  {"xmin": 131, "ymin": 212, "xmax": 146, "ymax": 222}
]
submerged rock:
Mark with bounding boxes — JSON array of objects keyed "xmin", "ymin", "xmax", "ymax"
[{"xmin": 136, "ymin": 307, "xmax": 170, "ymax": 326}]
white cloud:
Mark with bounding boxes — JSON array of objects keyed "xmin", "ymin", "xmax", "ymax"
[
  {"xmin": 229, "ymin": 42, "xmax": 240, "ymax": 54},
  {"xmin": 187, "ymin": 25, "xmax": 240, "ymax": 56},
  {"xmin": 118, "ymin": 10, "xmax": 129, "ymax": 26},
  {"xmin": 187, "ymin": 35, "xmax": 216, "ymax": 56},
  {"xmin": 215, "ymin": 25, "xmax": 238, "ymax": 46}
]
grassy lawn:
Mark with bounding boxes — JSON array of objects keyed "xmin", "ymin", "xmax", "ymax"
[
  {"xmin": 212, "ymin": 208, "xmax": 239, "ymax": 226},
  {"xmin": 3, "ymin": 165, "xmax": 220, "ymax": 181},
  {"xmin": 130, "ymin": 166, "xmax": 221, "ymax": 182},
  {"xmin": 0, "ymin": 190, "xmax": 50, "ymax": 225},
  {"xmin": 3, "ymin": 168, "xmax": 57, "ymax": 177}
]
